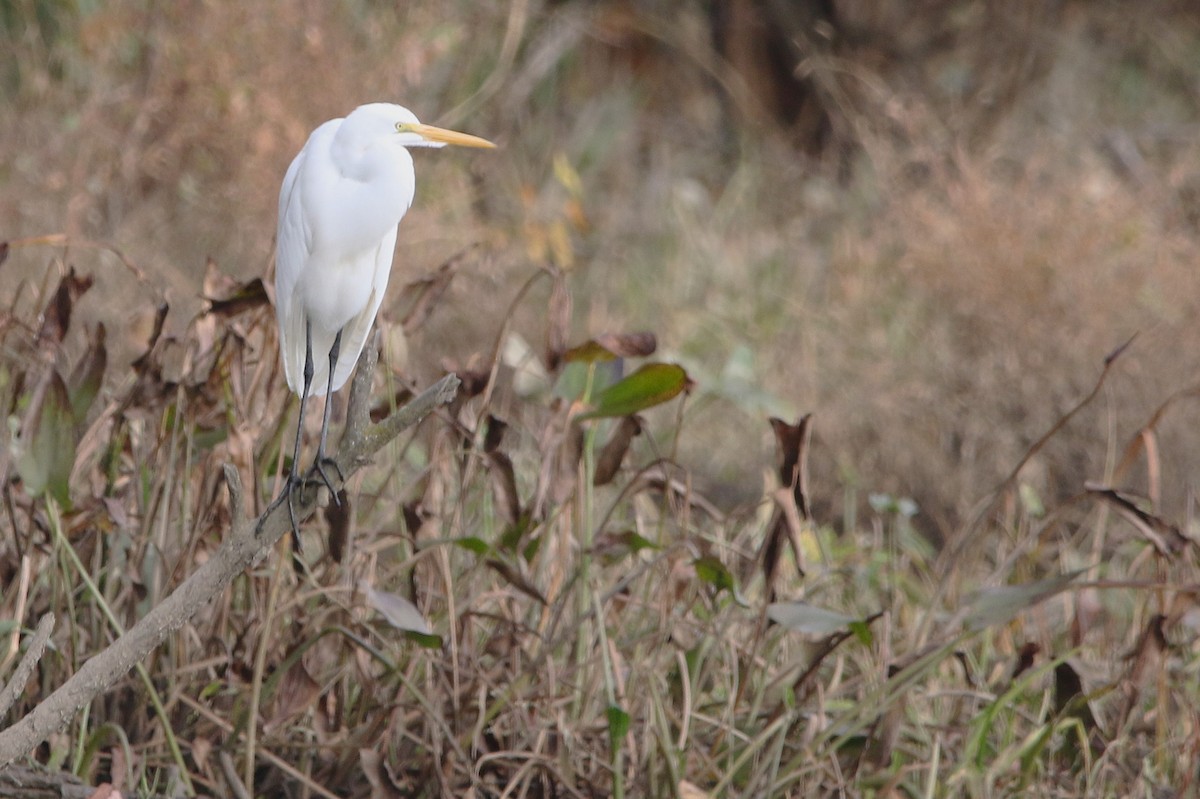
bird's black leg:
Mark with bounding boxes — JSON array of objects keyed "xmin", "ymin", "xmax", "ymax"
[
  {"xmin": 308, "ymin": 327, "xmax": 345, "ymax": 501},
  {"xmin": 257, "ymin": 319, "xmax": 314, "ymax": 556}
]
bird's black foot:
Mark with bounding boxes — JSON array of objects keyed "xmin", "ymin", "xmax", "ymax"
[
  {"xmin": 257, "ymin": 472, "xmax": 305, "ymax": 556},
  {"xmin": 306, "ymin": 456, "xmax": 345, "ymax": 505}
]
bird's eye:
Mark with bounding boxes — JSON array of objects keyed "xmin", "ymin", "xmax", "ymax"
[{"xmin": 395, "ymin": 122, "xmax": 414, "ymax": 133}]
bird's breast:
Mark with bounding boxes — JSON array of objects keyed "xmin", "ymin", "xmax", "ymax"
[
  {"xmin": 299, "ymin": 247, "xmax": 384, "ymax": 334},
  {"xmin": 293, "ymin": 141, "xmax": 413, "ymax": 334},
  {"xmin": 304, "ymin": 144, "xmax": 415, "ymax": 258}
]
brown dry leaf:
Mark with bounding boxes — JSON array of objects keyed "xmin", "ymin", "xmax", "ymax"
[
  {"xmin": 770, "ymin": 414, "xmax": 813, "ymax": 516},
  {"xmin": 483, "ymin": 414, "xmax": 508, "ymax": 453},
  {"xmin": 1111, "ymin": 382, "xmax": 1200, "ymax": 485},
  {"xmin": 480, "ymin": 417, "xmax": 522, "ymax": 523},
  {"xmin": 761, "ymin": 416, "xmax": 814, "ymax": 597},
  {"xmin": 593, "ymin": 415, "xmax": 641, "ymax": 486},
  {"xmin": 761, "ymin": 486, "xmax": 807, "ymax": 600},
  {"xmin": 205, "ymin": 276, "xmax": 269, "ymax": 317},
  {"xmin": 1009, "ymin": 642, "xmax": 1040, "ymax": 685},
  {"xmin": 1085, "ymin": 483, "xmax": 1192, "ymax": 556},
  {"xmin": 760, "ymin": 511, "xmax": 785, "ymax": 600},
  {"xmin": 190, "ymin": 736, "xmax": 213, "ymax": 774},
  {"xmin": 678, "ymin": 779, "xmax": 712, "ymax": 798},
  {"xmin": 1166, "ymin": 588, "xmax": 1200, "ymax": 635},
  {"xmin": 360, "ymin": 748, "xmax": 404, "ymax": 799},
  {"xmin": 200, "ymin": 257, "xmax": 269, "ymax": 320},
  {"xmin": 402, "ymin": 502, "xmax": 427, "ymax": 540},
  {"xmin": 487, "ymin": 450, "xmax": 522, "ymax": 526},
  {"xmin": 129, "ymin": 303, "xmax": 173, "ymax": 408},
  {"xmin": 561, "ymin": 332, "xmax": 657, "ymax": 365},
  {"xmin": 594, "ymin": 331, "xmax": 657, "ymax": 358},
  {"xmin": 1053, "ymin": 661, "xmax": 1104, "ymax": 762},
  {"xmin": 37, "ymin": 266, "xmax": 93, "ymax": 344},
  {"xmin": 132, "ymin": 302, "xmax": 169, "ymax": 367},
  {"xmin": 453, "ymin": 366, "xmax": 491, "ymax": 400},
  {"xmin": 265, "ymin": 659, "xmax": 322, "ymax": 732},
  {"xmin": 325, "ymin": 488, "xmax": 352, "ymax": 563},
  {"xmin": 561, "ymin": 338, "xmax": 619, "ymax": 364}
]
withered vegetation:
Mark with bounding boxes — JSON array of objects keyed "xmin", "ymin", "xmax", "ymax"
[{"xmin": 2, "ymin": 2, "xmax": 1200, "ymax": 797}]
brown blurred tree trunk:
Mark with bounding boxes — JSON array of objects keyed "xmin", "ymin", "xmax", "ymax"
[{"xmin": 712, "ymin": 0, "xmax": 839, "ymax": 155}]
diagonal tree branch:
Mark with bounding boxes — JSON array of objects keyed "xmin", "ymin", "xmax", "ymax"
[
  {"xmin": 0, "ymin": 615, "xmax": 54, "ymax": 723},
  {"xmin": 0, "ymin": 340, "xmax": 459, "ymax": 768}
]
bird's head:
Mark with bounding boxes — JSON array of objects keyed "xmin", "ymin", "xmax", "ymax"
[{"xmin": 346, "ymin": 103, "xmax": 495, "ymax": 150}]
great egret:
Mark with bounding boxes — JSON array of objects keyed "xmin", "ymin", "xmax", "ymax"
[{"xmin": 268, "ymin": 103, "xmax": 494, "ymax": 540}]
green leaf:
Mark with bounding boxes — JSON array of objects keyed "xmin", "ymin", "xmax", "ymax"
[
  {"xmin": 962, "ymin": 570, "xmax": 1084, "ymax": 632},
  {"xmin": 693, "ymin": 555, "xmax": 736, "ymax": 594},
  {"xmin": 15, "ymin": 371, "xmax": 76, "ymax": 506},
  {"xmin": 767, "ymin": 601, "xmax": 858, "ymax": 636},
  {"xmin": 404, "ymin": 631, "xmax": 444, "ymax": 649},
  {"xmin": 498, "ymin": 513, "xmax": 534, "ymax": 553},
  {"xmin": 848, "ymin": 620, "xmax": 874, "ymax": 646},
  {"xmin": 619, "ymin": 530, "xmax": 657, "ymax": 553},
  {"xmin": 580, "ymin": 363, "xmax": 688, "ymax": 419},
  {"xmin": 454, "ymin": 536, "xmax": 490, "ymax": 554},
  {"xmin": 521, "ymin": 533, "xmax": 543, "ymax": 563},
  {"xmin": 593, "ymin": 529, "xmax": 659, "ymax": 566},
  {"xmin": 606, "ymin": 704, "xmax": 630, "ymax": 753}
]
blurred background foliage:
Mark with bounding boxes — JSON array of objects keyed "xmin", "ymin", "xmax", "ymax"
[{"xmin": 3, "ymin": 0, "xmax": 1200, "ymax": 537}]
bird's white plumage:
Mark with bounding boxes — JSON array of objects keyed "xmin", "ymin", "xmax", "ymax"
[
  {"xmin": 266, "ymin": 102, "xmax": 492, "ymax": 538},
  {"xmin": 275, "ymin": 105, "xmax": 425, "ymax": 395}
]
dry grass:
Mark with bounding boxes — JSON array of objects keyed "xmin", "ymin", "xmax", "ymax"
[{"xmin": 3, "ymin": 1, "xmax": 1200, "ymax": 797}]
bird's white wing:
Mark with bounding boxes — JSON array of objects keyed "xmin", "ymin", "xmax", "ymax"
[
  {"xmin": 327, "ymin": 224, "xmax": 399, "ymax": 393},
  {"xmin": 274, "ymin": 133, "xmax": 317, "ymax": 393}
]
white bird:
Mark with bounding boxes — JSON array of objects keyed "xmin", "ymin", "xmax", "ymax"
[{"xmin": 268, "ymin": 103, "xmax": 494, "ymax": 538}]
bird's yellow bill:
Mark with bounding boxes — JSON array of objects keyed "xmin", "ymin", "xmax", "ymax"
[{"xmin": 409, "ymin": 123, "xmax": 496, "ymax": 148}]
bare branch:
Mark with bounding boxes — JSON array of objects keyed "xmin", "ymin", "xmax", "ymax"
[{"xmin": 0, "ymin": 615, "xmax": 55, "ymax": 721}]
